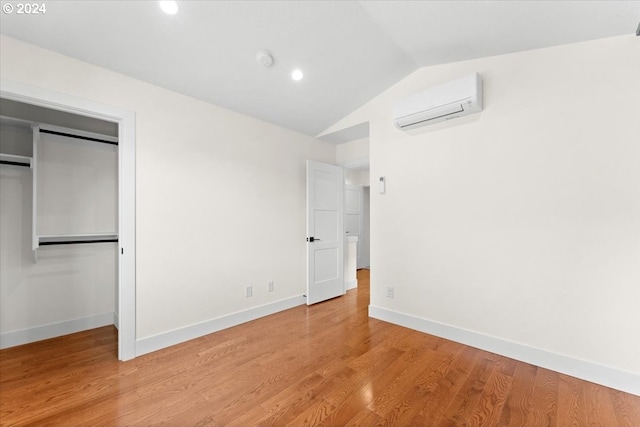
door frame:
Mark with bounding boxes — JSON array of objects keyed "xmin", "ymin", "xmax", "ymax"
[{"xmin": 1, "ymin": 79, "xmax": 137, "ymax": 361}]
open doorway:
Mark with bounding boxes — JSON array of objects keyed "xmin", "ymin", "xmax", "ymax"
[
  {"xmin": 327, "ymin": 122, "xmax": 371, "ymax": 302},
  {"xmin": 0, "ymin": 100, "xmax": 118, "ymax": 352},
  {"xmin": 344, "ymin": 168, "xmax": 370, "ymax": 303},
  {"xmin": 0, "ymin": 81, "xmax": 136, "ymax": 360},
  {"xmin": 355, "ymin": 185, "xmax": 370, "ymax": 306}
]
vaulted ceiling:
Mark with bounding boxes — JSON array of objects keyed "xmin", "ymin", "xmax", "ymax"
[{"xmin": 1, "ymin": 1, "xmax": 638, "ymax": 138}]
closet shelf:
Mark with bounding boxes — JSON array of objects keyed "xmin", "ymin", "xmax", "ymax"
[
  {"xmin": 0, "ymin": 153, "xmax": 32, "ymax": 168},
  {"xmin": 37, "ymin": 233, "xmax": 118, "ymax": 246}
]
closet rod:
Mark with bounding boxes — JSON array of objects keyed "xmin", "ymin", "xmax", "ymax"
[
  {"xmin": 0, "ymin": 160, "xmax": 30, "ymax": 167},
  {"xmin": 39, "ymin": 239, "xmax": 119, "ymax": 246},
  {"xmin": 40, "ymin": 129, "xmax": 118, "ymax": 146}
]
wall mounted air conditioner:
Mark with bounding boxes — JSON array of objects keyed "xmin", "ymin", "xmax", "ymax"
[{"xmin": 394, "ymin": 72, "xmax": 483, "ymax": 131}]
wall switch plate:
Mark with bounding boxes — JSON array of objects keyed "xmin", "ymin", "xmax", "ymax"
[
  {"xmin": 246, "ymin": 286, "xmax": 252, "ymax": 297},
  {"xmin": 387, "ymin": 286, "xmax": 394, "ymax": 298},
  {"xmin": 267, "ymin": 281, "xmax": 274, "ymax": 292}
]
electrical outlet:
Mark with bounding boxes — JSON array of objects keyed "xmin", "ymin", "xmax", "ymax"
[
  {"xmin": 267, "ymin": 280, "xmax": 274, "ymax": 292},
  {"xmin": 246, "ymin": 286, "xmax": 252, "ymax": 297},
  {"xmin": 387, "ymin": 286, "xmax": 394, "ymax": 298}
]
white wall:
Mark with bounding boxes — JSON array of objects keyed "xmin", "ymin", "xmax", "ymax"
[
  {"xmin": 37, "ymin": 132, "xmax": 118, "ymax": 235},
  {"xmin": 344, "ymin": 169, "xmax": 370, "ymax": 187},
  {"xmin": 324, "ymin": 35, "xmax": 640, "ymax": 393},
  {"xmin": 0, "ymin": 35, "xmax": 336, "ymax": 344},
  {"xmin": 0, "ymin": 121, "xmax": 31, "ymax": 155},
  {"xmin": 336, "ymin": 137, "xmax": 369, "ymax": 168}
]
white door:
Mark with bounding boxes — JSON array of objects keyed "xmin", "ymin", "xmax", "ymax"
[{"xmin": 306, "ymin": 160, "xmax": 344, "ymax": 305}]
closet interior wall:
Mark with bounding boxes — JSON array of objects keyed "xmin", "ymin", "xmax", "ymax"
[{"xmin": 0, "ymin": 99, "xmax": 119, "ymax": 349}]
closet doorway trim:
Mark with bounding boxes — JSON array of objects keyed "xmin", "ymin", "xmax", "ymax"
[{"xmin": 1, "ymin": 79, "xmax": 136, "ymax": 361}]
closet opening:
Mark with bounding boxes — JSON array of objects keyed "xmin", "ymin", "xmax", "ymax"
[{"xmin": 0, "ymin": 83, "xmax": 136, "ymax": 361}]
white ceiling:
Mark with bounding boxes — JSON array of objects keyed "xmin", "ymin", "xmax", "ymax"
[{"xmin": 1, "ymin": 1, "xmax": 638, "ymax": 139}]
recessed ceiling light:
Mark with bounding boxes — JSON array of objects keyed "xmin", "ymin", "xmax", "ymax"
[
  {"xmin": 291, "ymin": 69, "xmax": 304, "ymax": 81},
  {"xmin": 159, "ymin": 1, "xmax": 179, "ymax": 15}
]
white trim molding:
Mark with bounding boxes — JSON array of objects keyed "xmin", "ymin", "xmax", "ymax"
[
  {"xmin": 369, "ymin": 305, "xmax": 640, "ymax": 397},
  {"xmin": 0, "ymin": 313, "xmax": 115, "ymax": 349},
  {"xmin": 136, "ymin": 295, "xmax": 307, "ymax": 357}
]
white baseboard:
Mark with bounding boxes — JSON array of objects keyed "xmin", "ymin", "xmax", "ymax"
[
  {"xmin": 369, "ymin": 305, "xmax": 640, "ymax": 396},
  {"xmin": 136, "ymin": 295, "xmax": 307, "ymax": 357},
  {"xmin": 113, "ymin": 312, "xmax": 119, "ymax": 330},
  {"xmin": 346, "ymin": 279, "xmax": 358, "ymax": 290},
  {"xmin": 0, "ymin": 312, "xmax": 115, "ymax": 349}
]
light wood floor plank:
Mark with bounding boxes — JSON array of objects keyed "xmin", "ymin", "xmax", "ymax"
[{"xmin": 1, "ymin": 269, "xmax": 638, "ymax": 426}]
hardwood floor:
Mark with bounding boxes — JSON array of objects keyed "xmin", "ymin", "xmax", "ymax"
[{"xmin": 1, "ymin": 269, "xmax": 639, "ymax": 426}]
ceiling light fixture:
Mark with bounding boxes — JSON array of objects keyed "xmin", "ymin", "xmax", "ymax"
[
  {"xmin": 291, "ymin": 69, "xmax": 304, "ymax": 81},
  {"xmin": 159, "ymin": 1, "xmax": 179, "ymax": 15}
]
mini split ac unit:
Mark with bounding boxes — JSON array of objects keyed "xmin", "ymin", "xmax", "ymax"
[{"xmin": 394, "ymin": 73, "xmax": 483, "ymax": 130}]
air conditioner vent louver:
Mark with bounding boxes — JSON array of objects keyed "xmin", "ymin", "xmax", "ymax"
[{"xmin": 394, "ymin": 73, "xmax": 483, "ymax": 131}]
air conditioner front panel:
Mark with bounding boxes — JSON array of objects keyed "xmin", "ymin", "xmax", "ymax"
[
  {"xmin": 393, "ymin": 73, "xmax": 483, "ymax": 131},
  {"xmin": 396, "ymin": 103, "xmax": 466, "ymax": 129}
]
